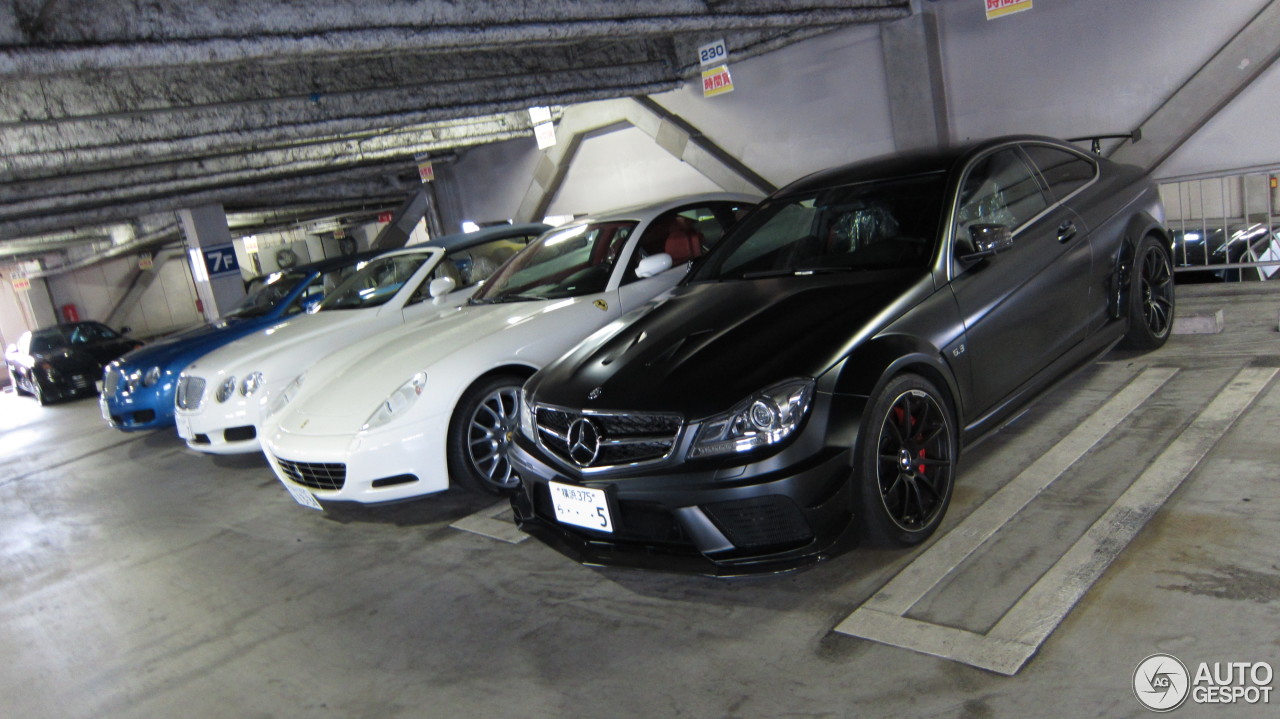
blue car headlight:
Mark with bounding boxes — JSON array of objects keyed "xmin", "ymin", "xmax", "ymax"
[
  {"xmin": 361, "ymin": 372, "xmax": 427, "ymax": 431},
  {"xmin": 688, "ymin": 379, "xmax": 814, "ymax": 459},
  {"xmin": 143, "ymin": 366, "xmax": 161, "ymax": 387}
]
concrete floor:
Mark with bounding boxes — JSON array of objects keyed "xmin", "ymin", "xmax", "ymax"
[{"xmin": 2, "ymin": 284, "xmax": 1278, "ymax": 718}]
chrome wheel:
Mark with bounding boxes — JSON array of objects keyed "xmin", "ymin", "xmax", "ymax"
[
  {"xmin": 465, "ymin": 385, "xmax": 521, "ymax": 490},
  {"xmin": 874, "ymin": 387, "xmax": 954, "ymax": 533},
  {"xmin": 1139, "ymin": 243, "xmax": 1174, "ymax": 339}
]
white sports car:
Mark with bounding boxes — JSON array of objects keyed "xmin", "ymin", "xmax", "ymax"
[
  {"xmin": 174, "ymin": 224, "xmax": 547, "ymax": 453},
  {"xmin": 260, "ymin": 193, "xmax": 758, "ymax": 508}
]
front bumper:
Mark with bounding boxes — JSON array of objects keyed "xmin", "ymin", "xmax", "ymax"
[
  {"xmin": 508, "ymin": 435, "xmax": 859, "ymax": 576},
  {"xmin": 260, "ymin": 414, "xmax": 452, "ymax": 506},
  {"xmin": 101, "ymin": 385, "xmax": 172, "ymax": 429},
  {"xmin": 175, "ymin": 399, "xmax": 262, "ymax": 454}
]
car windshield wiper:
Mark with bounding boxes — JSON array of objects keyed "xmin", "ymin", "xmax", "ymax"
[
  {"xmin": 488, "ymin": 293, "xmax": 545, "ymax": 303},
  {"xmin": 734, "ymin": 266, "xmax": 859, "ymax": 279}
]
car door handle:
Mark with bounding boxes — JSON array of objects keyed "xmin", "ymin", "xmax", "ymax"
[{"xmin": 1057, "ymin": 220, "xmax": 1078, "ymax": 243}]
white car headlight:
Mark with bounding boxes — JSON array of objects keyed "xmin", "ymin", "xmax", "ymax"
[
  {"xmin": 688, "ymin": 379, "xmax": 814, "ymax": 459},
  {"xmin": 362, "ymin": 372, "xmax": 427, "ymax": 431},
  {"xmin": 216, "ymin": 376, "xmax": 237, "ymax": 403},
  {"xmin": 143, "ymin": 366, "xmax": 162, "ymax": 387},
  {"xmin": 239, "ymin": 371, "xmax": 264, "ymax": 397},
  {"xmin": 266, "ymin": 373, "xmax": 305, "ymax": 419}
]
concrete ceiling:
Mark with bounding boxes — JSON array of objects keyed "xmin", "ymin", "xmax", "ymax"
[{"xmin": 0, "ymin": 0, "xmax": 911, "ymax": 261}]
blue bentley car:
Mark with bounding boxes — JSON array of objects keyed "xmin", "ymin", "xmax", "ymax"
[{"xmin": 101, "ymin": 251, "xmax": 376, "ymax": 430}]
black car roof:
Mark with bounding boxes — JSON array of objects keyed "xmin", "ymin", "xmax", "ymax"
[
  {"xmin": 776, "ymin": 135, "xmax": 1092, "ymax": 197},
  {"xmin": 422, "ymin": 222, "xmax": 553, "ymax": 253}
]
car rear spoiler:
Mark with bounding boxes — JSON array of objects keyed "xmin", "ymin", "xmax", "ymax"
[{"xmin": 1067, "ymin": 131, "xmax": 1142, "ymax": 155}]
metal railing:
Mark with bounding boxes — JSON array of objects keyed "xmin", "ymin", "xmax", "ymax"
[{"xmin": 1159, "ymin": 171, "xmax": 1280, "ymax": 283}]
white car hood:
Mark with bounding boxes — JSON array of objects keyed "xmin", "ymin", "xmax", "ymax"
[
  {"xmin": 274, "ymin": 297, "xmax": 599, "ymax": 434},
  {"xmin": 185, "ymin": 311, "xmax": 372, "ymax": 378}
]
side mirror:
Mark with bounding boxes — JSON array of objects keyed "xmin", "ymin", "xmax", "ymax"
[
  {"xmin": 960, "ymin": 224, "xmax": 1014, "ymax": 262},
  {"xmin": 635, "ymin": 252, "xmax": 674, "ymax": 279},
  {"xmin": 119, "ymin": 326, "xmax": 132, "ymax": 335},
  {"xmin": 429, "ymin": 276, "xmax": 456, "ymax": 304},
  {"xmin": 301, "ymin": 295, "xmax": 323, "ymax": 314}
]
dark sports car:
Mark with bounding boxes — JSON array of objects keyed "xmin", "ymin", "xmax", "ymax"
[
  {"xmin": 5, "ymin": 321, "xmax": 142, "ymax": 405},
  {"xmin": 509, "ymin": 135, "xmax": 1175, "ymax": 575}
]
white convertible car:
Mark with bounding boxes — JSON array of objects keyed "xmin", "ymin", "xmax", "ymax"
[
  {"xmin": 174, "ymin": 224, "xmax": 548, "ymax": 453},
  {"xmin": 260, "ymin": 193, "xmax": 758, "ymax": 508}
]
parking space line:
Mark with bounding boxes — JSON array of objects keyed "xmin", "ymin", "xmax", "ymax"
[
  {"xmin": 834, "ymin": 366, "xmax": 1276, "ymax": 675},
  {"xmin": 861, "ymin": 366, "xmax": 1178, "ymax": 616},
  {"xmin": 450, "ymin": 500, "xmax": 530, "ymax": 544}
]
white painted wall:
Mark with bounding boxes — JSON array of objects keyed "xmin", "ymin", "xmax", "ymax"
[
  {"xmin": 933, "ymin": 0, "xmax": 1277, "ymax": 178},
  {"xmin": 444, "ymin": 0, "xmax": 1280, "ymax": 221},
  {"xmin": 46, "ymin": 254, "xmax": 202, "ymax": 337},
  {"xmin": 545, "ymin": 126, "xmax": 723, "ymax": 216}
]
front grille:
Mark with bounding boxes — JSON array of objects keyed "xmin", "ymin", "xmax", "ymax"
[
  {"xmin": 535, "ymin": 406, "xmax": 681, "ymax": 469},
  {"xmin": 103, "ymin": 367, "xmax": 121, "ymax": 398},
  {"xmin": 700, "ymin": 495, "xmax": 812, "ymax": 551},
  {"xmin": 176, "ymin": 376, "xmax": 206, "ymax": 410},
  {"xmin": 276, "ymin": 458, "xmax": 346, "ymax": 491}
]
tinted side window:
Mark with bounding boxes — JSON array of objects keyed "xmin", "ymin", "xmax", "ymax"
[
  {"xmin": 956, "ymin": 149, "xmax": 1048, "ymax": 234},
  {"xmin": 1022, "ymin": 145, "xmax": 1097, "ymax": 202}
]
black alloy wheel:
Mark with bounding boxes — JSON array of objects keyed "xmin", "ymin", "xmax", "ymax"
[
  {"xmin": 858, "ymin": 373, "xmax": 956, "ymax": 546},
  {"xmin": 447, "ymin": 374, "xmax": 524, "ymax": 495},
  {"xmin": 1121, "ymin": 235, "xmax": 1175, "ymax": 350}
]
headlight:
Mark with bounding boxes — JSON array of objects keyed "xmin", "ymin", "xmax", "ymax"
[
  {"xmin": 143, "ymin": 366, "xmax": 162, "ymax": 387},
  {"xmin": 518, "ymin": 387, "xmax": 535, "ymax": 440},
  {"xmin": 688, "ymin": 379, "xmax": 814, "ymax": 459},
  {"xmin": 216, "ymin": 376, "xmax": 237, "ymax": 403},
  {"xmin": 239, "ymin": 371, "xmax": 264, "ymax": 397},
  {"xmin": 266, "ymin": 373, "xmax": 305, "ymax": 418},
  {"xmin": 361, "ymin": 372, "xmax": 427, "ymax": 431}
]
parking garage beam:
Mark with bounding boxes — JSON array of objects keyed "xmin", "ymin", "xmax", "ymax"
[
  {"xmin": 1109, "ymin": 0, "xmax": 1280, "ymax": 172},
  {"xmin": 178, "ymin": 205, "xmax": 246, "ymax": 322}
]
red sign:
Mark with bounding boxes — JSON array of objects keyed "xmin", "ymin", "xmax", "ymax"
[
  {"xmin": 418, "ymin": 161, "xmax": 435, "ymax": 183},
  {"xmin": 378, "ymin": 211, "xmax": 393, "ymax": 223},
  {"xmin": 985, "ymin": 0, "xmax": 1032, "ymax": 20},
  {"xmin": 701, "ymin": 65, "xmax": 734, "ymax": 97}
]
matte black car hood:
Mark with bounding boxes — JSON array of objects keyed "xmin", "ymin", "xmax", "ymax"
[{"xmin": 530, "ymin": 269, "xmax": 934, "ymax": 420}]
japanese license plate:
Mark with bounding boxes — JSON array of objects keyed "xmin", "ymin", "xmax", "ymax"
[
  {"xmin": 282, "ymin": 481, "xmax": 323, "ymax": 511},
  {"xmin": 175, "ymin": 415, "xmax": 193, "ymax": 440},
  {"xmin": 99, "ymin": 396, "xmax": 112, "ymax": 422},
  {"xmin": 549, "ymin": 481, "xmax": 613, "ymax": 533}
]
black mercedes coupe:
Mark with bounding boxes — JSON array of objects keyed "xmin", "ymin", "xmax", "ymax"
[
  {"xmin": 5, "ymin": 321, "xmax": 142, "ymax": 405},
  {"xmin": 509, "ymin": 135, "xmax": 1175, "ymax": 575}
]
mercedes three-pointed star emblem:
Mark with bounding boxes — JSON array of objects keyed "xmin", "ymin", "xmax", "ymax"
[{"xmin": 567, "ymin": 417, "xmax": 601, "ymax": 467}]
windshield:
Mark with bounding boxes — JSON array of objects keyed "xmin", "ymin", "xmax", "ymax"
[
  {"xmin": 318, "ymin": 252, "xmax": 434, "ymax": 310},
  {"xmin": 471, "ymin": 221, "xmax": 636, "ymax": 303},
  {"xmin": 29, "ymin": 330, "xmax": 68, "ymax": 353},
  {"xmin": 694, "ymin": 173, "xmax": 947, "ymax": 280},
  {"xmin": 225, "ymin": 270, "xmax": 309, "ymax": 318}
]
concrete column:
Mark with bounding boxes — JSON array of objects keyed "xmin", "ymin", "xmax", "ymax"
[
  {"xmin": 178, "ymin": 205, "xmax": 245, "ymax": 322},
  {"xmin": 880, "ymin": 9, "xmax": 950, "ymax": 152}
]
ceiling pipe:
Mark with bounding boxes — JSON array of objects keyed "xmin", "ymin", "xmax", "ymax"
[
  {"xmin": 1, "ymin": 63, "xmax": 671, "ymax": 154},
  {"xmin": 0, "ymin": 7, "xmax": 910, "ymax": 76},
  {"xmin": 0, "ymin": 167, "xmax": 418, "ymax": 239}
]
